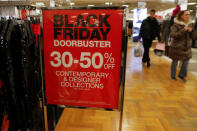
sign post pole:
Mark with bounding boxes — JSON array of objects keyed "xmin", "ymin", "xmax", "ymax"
[
  {"xmin": 39, "ymin": 14, "xmax": 49, "ymax": 131},
  {"xmin": 119, "ymin": 8, "xmax": 128, "ymax": 130}
]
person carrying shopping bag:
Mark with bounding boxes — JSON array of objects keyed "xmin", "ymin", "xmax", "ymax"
[
  {"xmin": 169, "ymin": 10, "xmax": 197, "ymax": 82},
  {"xmin": 138, "ymin": 9, "xmax": 161, "ymax": 67}
]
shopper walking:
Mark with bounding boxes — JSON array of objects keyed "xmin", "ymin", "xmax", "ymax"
[
  {"xmin": 138, "ymin": 9, "xmax": 161, "ymax": 67},
  {"xmin": 169, "ymin": 10, "xmax": 197, "ymax": 82},
  {"xmin": 160, "ymin": 14, "xmax": 171, "ymax": 46}
]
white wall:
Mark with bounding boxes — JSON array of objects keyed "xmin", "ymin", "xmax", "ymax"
[{"xmin": 0, "ymin": 6, "xmax": 18, "ymax": 17}]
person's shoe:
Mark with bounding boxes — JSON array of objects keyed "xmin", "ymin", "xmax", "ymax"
[
  {"xmin": 178, "ymin": 75, "xmax": 187, "ymax": 82},
  {"xmin": 142, "ymin": 59, "xmax": 146, "ymax": 63},
  {"xmin": 171, "ymin": 76, "xmax": 177, "ymax": 80},
  {"xmin": 147, "ymin": 61, "xmax": 150, "ymax": 67}
]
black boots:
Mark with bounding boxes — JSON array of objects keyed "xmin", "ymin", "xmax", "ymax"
[
  {"xmin": 147, "ymin": 61, "xmax": 150, "ymax": 67},
  {"xmin": 178, "ymin": 75, "xmax": 187, "ymax": 82},
  {"xmin": 171, "ymin": 76, "xmax": 177, "ymax": 80},
  {"xmin": 142, "ymin": 59, "xmax": 150, "ymax": 67}
]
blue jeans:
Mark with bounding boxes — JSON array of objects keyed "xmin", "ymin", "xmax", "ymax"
[{"xmin": 171, "ymin": 60, "xmax": 189, "ymax": 78}]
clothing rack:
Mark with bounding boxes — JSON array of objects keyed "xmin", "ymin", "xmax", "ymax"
[{"xmin": 0, "ymin": 18, "xmax": 43, "ymax": 131}]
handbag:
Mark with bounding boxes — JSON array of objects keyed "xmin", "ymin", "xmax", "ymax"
[
  {"xmin": 155, "ymin": 42, "xmax": 165, "ymax": 51},
  {"xmin": 134, "ymin": 42, "xmax": 143, "ymax": 57},
  {"xmin": 154, "ymin": 42, "xmax": 165, "ymax": 56}
]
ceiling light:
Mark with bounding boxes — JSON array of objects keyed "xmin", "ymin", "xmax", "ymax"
[
  {"xmin": 88, "ymin": 5, "xmax": 95, "ymax": 7},
  {"xmin": 122, "ymin": 5, "xmax": 128, "ymax": 7},
  {"xmin": 130, "ymin": 10, "xmax": 134, "ymax": 12},
  {"xmin": 36, "ymin": 2, "xmax": 45, "ymax": 6},
  {"xmin": 105, "ymin": 2, "xmax": 109, "ymax": 5},
  {"xmin": 105, "ymin": 2, "xmax": 112, "ymax": 5},
  {"xmin": 188, "ymin": 2, "xmax": 196, "ymax": 5},
  {"xmin": 70, "ymin": 2, "xmax": 75, "ymax": 6},
  {"xmin": 161, "ymin": 0, "xmax": 175, "ymax": 2}
]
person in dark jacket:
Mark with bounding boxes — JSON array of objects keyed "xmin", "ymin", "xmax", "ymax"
[
  {"xmin": 160, "ymin": 14, "xmax": 171, "ymax": 56},
  {"xmin": 138, "ymin": 9, "xmax": 161, "ymax": 67},
  {"xmin": 161, "ymin": 14, "xmax": 171, "ymax": 46},
  {"xmin": 169, "ymin": 10, "xmax": 197, "ymax": 82}
]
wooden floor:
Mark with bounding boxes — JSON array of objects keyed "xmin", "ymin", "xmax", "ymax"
[{"xmin": 55, "ymin": 43, "xmax": 197, "ymax": 131}]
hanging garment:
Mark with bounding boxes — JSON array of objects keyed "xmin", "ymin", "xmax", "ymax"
[{"xmin": 0, "ymin": 19, "xmax": 43, "ymax": 131}]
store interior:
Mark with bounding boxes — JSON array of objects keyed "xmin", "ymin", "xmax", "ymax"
[{"xmin": 1, "ymin": 0, "xmax": 197, "ymax": 131}]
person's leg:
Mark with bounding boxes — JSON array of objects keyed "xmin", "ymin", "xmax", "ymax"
[
  {"xmin": 171, "ymin": 60, "xmax": 178, "ymax": 80},
  {"xmin": 142, "ymin": 47, "xmax": 149, "ymax": 62},
  {"xmin": 142, "ymin": 40, "xmax": 149, "ymax": 63},
  {"xmin": 178, "ymin": 60, "xmax": 189, "ymax": 82},
  {"xmin": 146, "ymin": 39, "xmax": 152, "ymax": 67}
]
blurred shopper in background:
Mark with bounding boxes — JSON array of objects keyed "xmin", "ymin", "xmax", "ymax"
[
  {"xmin": 160, "ymin": 5, "xmax": 181, "ymax": 56},
  {"xmin": 160, "ymin": 14, "xmax": 171, "ymax": 55},
  {"xmin": 127, "ymin": 20, "xmax": 133, "ymax": 38},
  {"xmin": 169, "ymin": 10, "xmax": 197, "ymax": 82},
  {"xmin": 192, "ymin": 21, "xmax": 197, "ymax": 48},
  {"xmin": 138, "ymin": 9, "xmax": 161, "ymax": 67}
]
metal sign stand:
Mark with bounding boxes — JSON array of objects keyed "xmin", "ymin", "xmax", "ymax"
[
  {"xmin": 39, "ymin": 23, "xmax": 49, "ymax": 131},
  {"xmin": 119, "ymin": 10, "xmax": 128, "ymax": 130},
  {"xmin": 39, "ymin": 6, "xmax": 128, "ymax": 131}
]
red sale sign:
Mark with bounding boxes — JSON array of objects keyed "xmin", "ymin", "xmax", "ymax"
[{"xmin": 42, "ymin": 9, "xmax": 123, "ymax": 109}]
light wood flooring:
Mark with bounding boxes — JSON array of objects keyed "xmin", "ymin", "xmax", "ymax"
[{"xmin": 55, "ymin": 43, "xmax": 197, "ymax": 131}]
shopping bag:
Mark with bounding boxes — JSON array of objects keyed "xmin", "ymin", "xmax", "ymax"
[
  {"xmin": 134, "ymin": 43, "xmax": 143, "ymax": 57},
  {"xmin": 155, "ymin": 42, "xmax": 165, "ymax": 51},
  {"xmin": 154, "ymin": 42, "xmax": 165, "ymax": 56}
]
